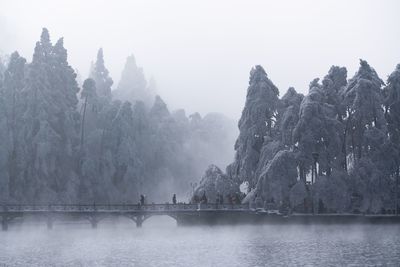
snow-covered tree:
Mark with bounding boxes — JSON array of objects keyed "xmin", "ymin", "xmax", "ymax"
[
  {"xmin": 101, "ymin": 101, "xmax": 143, "ymax": 202},
  {"xmin": 21, "ymin": 28, "xmax": 80, "ymax": 202},
  {"xmin": 293, "ymin": 78, "xmax": 343, "ymax": 179},
  {"xmin": 384, "ymin": 64, "xmax": 400, "ymax": 159},
  {"xmin": 384, "ymin": 64, "xmax": 400, "ymax": 213},
  {"xmin": 322, "ymin": 66, "xmax": 347, "ymax": 117},
  {"xmin": 227, "ymin": 65, "xmax": 279, "ymax": 187},
  {"xmin": 255, "ymin": 150, "xmax": 298, "ymax": 207},
  {"xmin": 2, "ymin": 52, "xmax": 26, "ymax": 198},
  {"xmin": 193, "ymin": 165, "xmax": 240, "ymax": 203},
  {"xmin": 341, "ymin": 59, "xmax": 386, "ymax": 161},
  {"xmin": 277, "ymin": 87, "xmax": 303, "ymax": 148}
]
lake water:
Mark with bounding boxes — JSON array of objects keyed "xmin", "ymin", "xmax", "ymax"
[{"xmin": 1, "ymin": 217, "xmax": 400, "ymax": 266}]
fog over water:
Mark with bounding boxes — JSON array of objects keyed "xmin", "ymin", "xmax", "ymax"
[
  {"xmin": 1, "ymin": 220, "xmax": 400, "ymax": 266},
  {"xmin": 1, "ymin": 0, "xmax": 400, "ymax": 118}
]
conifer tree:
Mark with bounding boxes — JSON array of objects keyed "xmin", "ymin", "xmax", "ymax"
[
  {"xmin": 341, "ymin": 60, "xmax": 386, "ymax": 161},
  {"xmin": 113, "ymin": 55, "xmax": 154, "ymax": 106},
  {"xmin": 226, "ymin": 65, "xmax": 279, "ymax": 187},
  {"xmin": 22, "ymin": 28, "xmax": 80, "ymax": 202},
  {"xmin": 90, "ymin": 48, "xmax": 113, "ymax": 101},
  {"xmin": 384, "ymin": 64, "xmax": 400, "ymax": 213},
  {"xmin": 2, "ymin": 52, "xmax": 26, "ymax": 197}
]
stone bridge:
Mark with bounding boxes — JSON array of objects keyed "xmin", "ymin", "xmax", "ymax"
[{"xmin": 0, "ymin": 203, "xmax": 252, "ymax": 230}]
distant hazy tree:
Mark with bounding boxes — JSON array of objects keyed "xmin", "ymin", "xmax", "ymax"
[
  {"xmin": 90, "ymin": 48, "xmax": 113, "ymax": 101},
  {"xmin": 113, "ymin": 55, "xmax": 154, "ymax": 106},
  {"xmin": 0, "ymin": 56, "xmax": 6, "ymax": 88},
  {"xmin": 149, "ymin": 95, "xmax": 170, "ymax": 120}
]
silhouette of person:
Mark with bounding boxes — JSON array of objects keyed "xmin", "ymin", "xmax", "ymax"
[
  {"xmin": 140, "ymin": 194, "xmax": 145, "ymax": 205},
  {"xmin": 172, "ymin": 194, "xmax": 177, "ymax": 204},
  {"xmin": 201, "ymin": 191, "xmax": 208, "ymax": 204}
]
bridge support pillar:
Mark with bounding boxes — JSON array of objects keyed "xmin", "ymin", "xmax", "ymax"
[
  {"xmin": 46, "ymin": 215, "xmax": 53, "ymax": 230},
  {"xmin": 1, "ymin": 215, "xmax": 8, "ymax": 231},
  {"xmin": 88, "ymin": 216, "xmax": 99, "ymax": 229},
  {"xmin": 91, "ymin": 220, "xmax": 98, "ymax": 229},
  {"xmin": 136, "ymin": 216, "xmax": 143, "ymax": 228},
  {"xmin": 127, "ymin": 214, "xmax": 146, "ymax": 228}
]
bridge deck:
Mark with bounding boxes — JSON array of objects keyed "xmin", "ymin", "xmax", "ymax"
[
  {"xmin": 1, "ymin": 204, "xmax": 399, "ymax": 231},
  {"xmin": 0, "ymin": 203, "xmax": 250, "ymax": 213}
]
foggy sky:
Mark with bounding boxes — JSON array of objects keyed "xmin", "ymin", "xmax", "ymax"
[{"xmin": 1, "ymin": 0, "xmax": 400, "ymax": 119}]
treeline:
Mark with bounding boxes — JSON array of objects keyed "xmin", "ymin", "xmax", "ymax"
[
  {"xmin": 0, "ymin": 28, "xmax": 236, "ymax": 204},
  {"xmin": 194, "ymin": 62, "xmax": 400, "ymax": 214}
]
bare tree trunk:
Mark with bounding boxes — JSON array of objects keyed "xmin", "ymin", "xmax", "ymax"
[
  {"xmin": 343, "ymin": 120, "xmax": 348, "ymax": 172},
  {"xmin": 80, "ymin": 96, "xmax": 88, "ymax": 153},
  {"xmin": 396, "ymin": 163, "xmax": 399, "ymax": 216}
]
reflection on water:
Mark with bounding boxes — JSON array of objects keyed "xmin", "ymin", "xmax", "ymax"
[{"xmin": 1, "ymin": 217, "xmax": 400, "ymax": 266}]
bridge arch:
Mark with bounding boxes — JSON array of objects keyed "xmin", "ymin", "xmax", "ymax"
[{"xmin": 125, "ymin": 213, "xmax": 178, "ymax": 227}]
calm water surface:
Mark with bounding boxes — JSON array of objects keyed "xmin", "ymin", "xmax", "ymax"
[{"xmin": 1, "ymin": 217, "xmax": 400, "ymax": 266}]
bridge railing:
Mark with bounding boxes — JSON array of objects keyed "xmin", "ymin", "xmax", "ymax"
[
  {"xmin": 0, "ymin": 203, "xmax": 250, "ymax": 212},
  {"xmin": 197, "ymin": 203, "xmax": 250, "ymax": 211}
]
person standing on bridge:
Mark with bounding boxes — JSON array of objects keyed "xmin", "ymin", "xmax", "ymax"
[
  {"xmin": 201, "ymin": 191, "xmax": 208, "ymax": 204},
  {"xmin": 140, "ymin": 194, "xmax": 145, "ymax": 205},
  {"xmin": 172, "ymin": 194, "xmax": 177, "ymax": 204}
]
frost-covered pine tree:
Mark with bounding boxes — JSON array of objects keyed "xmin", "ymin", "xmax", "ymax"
[
  {"xmin": 22, "ymin": 28, "xmax": 80, "ymax": 202},
  {"xmin": 341, "ymin": 60, "xmax": 392, "ymax": 212},
  {"xmin": 277, "ymin": 87, "xmax": 303, "ymax": 148},
  {"xmin": 384, "ymin": 64, "xmax": 400, "ymax": 213},
  {"xmin": 2, "ymin": 52, "xmax": 26, "ymax": 198},
  {"xmin": 293, "ymin": 77, "xmax": 343, "ymax": 179},
  {"xmin": 341, "ymin": 60, "xmax": 386, "ymax": 161},
  {"xmin": 319, "ymin": 66, "xmax": 348, "ymax": 171},
  {"xmin": 322, "ymin": 66, "xmax": 347, "ymax": 117},
  {"xmin": 384, "ymin": 64, "xmax": 400, "ymax": 157},
  {"xmin": 226, "ymin": 65, "xmax": 279, "ymax": 187},
  {"xmin": 0, "ymin": 63, "xmax": 10, "ymax": 201},
  {"xmin": 103, "ymin": 101, "xmax": 143, "ymax": 201}
]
